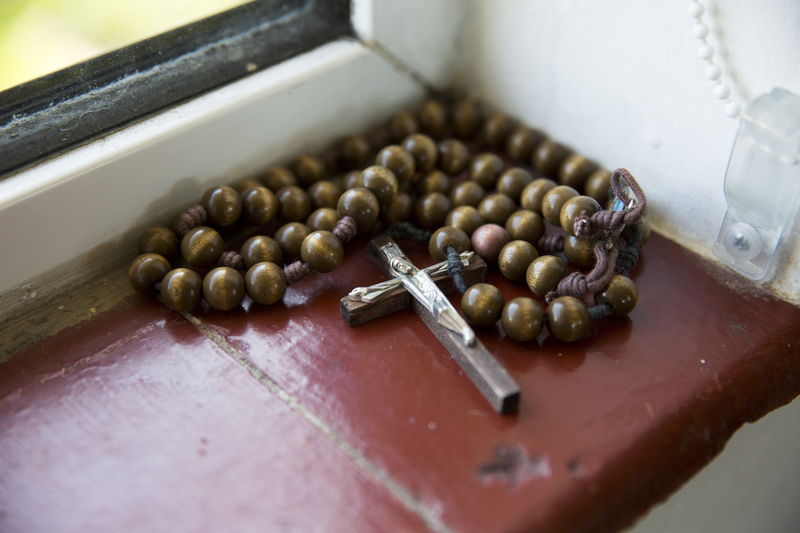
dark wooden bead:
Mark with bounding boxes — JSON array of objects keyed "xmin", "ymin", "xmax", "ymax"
[
  {"xmin": 277, "ymin": 186, "xmax": 312, "ymax": 222},
  {"xmin": 181, "ymin": 226, "xmax": 224, "ymax": 267},
  {"xmin": 337, "ymin": 187, "xmax": 380, "ymax": 232},
  {"xmin": 428, "ymin": 226, "xmax": 470, "ymax": 262},
  {"xmin": 274, "ymin": 222, "xmax": 311, "ymax": 262},
  {"xmin": 546, "ymin": 296, "xmax": 591, "ymax": 342},
  {"xmin": 261, "ymin": 167, "xmax": 297, "ymax": 191},
  {"xmin": 560, "ymin": 195, "xmax": 601, "ymax": 234},
  {"xmin": 526, "ymin": 255, "xmax": 568, "ymax": 297},
  {"xmin": 461, "ymin": 283, "xmax": 504, "ymax": 327},
  {"xmin": 470, "ymin": 223, "xmax": 510, "ymax": 263},
  {"xmin": 585, "ymin": 170, "xmax": 612, "ymax": 205},
  {"xmin": 138, "ymin": 226, "xmax": 178, "ymax": 258},
  {"xmin": 450, "ymin": 181, "xmax": 485, "ymax": 207},
  {"xmin": 469, "ymin": 153, "xmax": 504, "ymax": 188},
  {"xmin": 306, "ymin": 207, "xmax": 339, "ymax": 232},
  {"xmin": 419, "ymin": 170, "xmax": 451, "ymax": 195},
  {"xmin": 375, "ymin": 145, "xmax": 415, "ymax": 185},
  {"xmin": 128, "ymin": 253, "xmax": 170, "ymax": 294},
  {"xmin": 307, "ymin": 180, "xmax": 342, "ymax": 210},
  {"xmin": 502, "ymin": 297, "xmax": 544, "ymax": 342},
  {"xmin": 244, "ymin": 262, "xmax": 286, "ymax": 305},
  {"xmin": 160, "ymin": 268, "xmax": 202, "ymax": 311},
  {"xmin": 445, "ymin": 206, "xmax": 484, "ymax": 235},
  {"xmin": 597, "ymin": 275, "xmax": 638, "ymax": 317},
  {"xmin": 241, "ymin": 186, "xmax": 279, "ymax": 226},
  {"xmin": 482, "ymin": 112, "xmax": 514, "ymax": 147},
  {"xmin": 541, "ymin": 185, "xmax": 579, "ymax": 225},
  {"xmin": 384, "ymin": 192, "xmax": 414, "ymax": 224},
  {"xmin": 498, "ymin": 240, "xmax": 539, "ymax": 282},
  {"xmin": 451, "ymin": 98, "xmax": 481, "ymax": 139},
  {"xmin": 438, "ymin": 139, "xmax": 469, "ymax": 175},
  {"xmin": 301, "ymin": 230, "xmax": 344, "ymax": 273},
  {"xmin": 496, "ymin": 167, "xmax": 533, "ymax": 201},
  {"xmin": 505, "ymin": 126, "xmax": 545, "ymax": 162},
  {"xmin": 402, "ymin": 133, "xmax": 438, "ymax": 172},
  {"xmin": 293, "ymin": 155, "xmax": 326, "ymax": 186},
  {"xmin": 203, "ymin": 267, "xmax": 245, "ymax": 311},
  {"xmin": 202, "ymin": 185, "xmax": 242, "ymax": 227},
  {"xmin": 240, "ymin": 235, "xmax": 283, "ymax": 268},
  {"xmin": 558, "ymin": 154, "xmax": 598, "ymax": 190},
  {"xmin": 234, "ymin": 178, "xmax": 262, "ymax": 193},
  {"xmin": 342, "ymin": 170, "xmax": 361, "ymax": 190},
  {"xmin": 505, "ymin": 209, "xmax": 545, "ymax": 244},
  {"xmin": 358, "ymin": 166, "xmax": 398, "ymax": 207},
  {"xmin": 418, "ymin": 99, "xmax": 448, "ymax": 139},
  {"xmin": 520, "ymin": 178, "xmax": 557, "ymax": 213},
  {"xmin": 478, "ymin": 193, "xmax": 516, "ymax": 226},
  {"xmin": 563, "ymin": 235, "xmax": 596, "ymax": 267},
  {"xmin": 532, "ymin": 139, "xmax": 570, "ymax": 178},
  {"xmin": 339, "ymin": 134, "xmax": 371, "ymax": 169},
  {"xmin": 387, "ymin": 110, "xmax": 419, "ymax": 143},
  {"xmin": 415, "ymin": 192, "xmax": 451, "ymax": 229}
]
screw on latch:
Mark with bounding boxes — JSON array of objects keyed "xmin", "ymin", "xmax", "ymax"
[{"xmin": 725, "ymin": 222, "xmax": 762, "ymax": 261}]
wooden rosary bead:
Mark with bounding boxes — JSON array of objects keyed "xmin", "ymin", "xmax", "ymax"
[
  {"xmin": 203, "ymin": 267, "xmax": 245, "ymax": 311},
  {"xmin": 498, "ymin": 240, "xmax": 539, "ymax": 282},
  {"xmin": 469, "ymin": 153, "xmax": 504, "ymax": 188},
  {"xmin": 387, "ymin": 110, "xmax": 419, "ymax": 143},
  {"xmin": 235, "ymin": 178, "xmax": 262, "ymax": 193},
  {"xmin": 339, "ymin": 134, "xmax": 371, "ymax": 169},
  {"xmin": 128, "ymin": 253, "xmax": 170, "ymax": 294},
  {"xmin": 438, "ymin": 139, "xmax": 469, "ymax": 175},
  {"xmin": 445, "ymin": 206, "xmax": 485, "ymax": 235},
  {"xmin": 418, "ymin": 99, "xmax": 448, "ymax": 139},
  {"xmin": 307, "ymin": 180, "xmax": 342, "ymax": 210},
  {"xmin": 358, "ymin": 166, "xmax": 398, "ymax": 206},
  {"xmin": 585, "ymin": 169, "xmax": 612, "ymax": 205},
  {"xmin": 277, "ymin": 186, "xmax": 312, "ymax": 222},
  {"xmin": 138, "ymin": 226, "xmax": 178, "ymax": 258},
  {"xmin": 496, "ymin": 167, "xmax": 533, "ymax": 201},
  {"xmin": 375, "ymin": 145, "xmax": 415, "ymax": 185},
  {"xmin": 526, "ymin": 255, "xmax": 568, "ymax": 297},
  {"xmin": 558, "ymin": 154, "xmax": 598, "ymax": 190},
  {"xmin": 450, "ymin": 181, "xmax": 484, "ymax": 207},
  {"xmin": 293, "ymin": 154, "xmax": 326, "ymax": 186},
  {"xmin": 597, "ymin": 275, "xmax": 638, "ymax": 317},
  {"xmin": 240, "ymin": 235, "xmax": 283, "ymax": 268},
  {"xmin": 532, "ymin": 139, "xmax": 570, "ymax": 179},
  {"xmin": 384, "ymin": 192, "xmax": 414, "ymax": 224},
  {"xmin": 244, "ymin": 262, "xmax": 286, "ymax": 305},
  {"xmin": 505, "ymin": 126, "xmax": 545, "ymax": 163},
  {"xmin": 428, "ymin": 226, "xmax": 470, "ymax": 262},
  {"xmin": 560, "ymin": 195, "xmax": 601, "ymax": 234},
  {"xmin": 306, "ymin": 207, "xmax": 339, "ymax": 232},
  {"xmin": 419, "ymin": 170, "xmax": 451, "ymax": 196},
  {"xmin": 341, "ymin": 170, "xmax": 361, "ymax": 190},
  {"xmin": 471, "ymin": 223, "xmax": 510, "ymax": 263},
  {"xmin": 202, "ymin": 185, "xmax": 242, "ymax": 227},
  {"xmin": 461, "ymin": 283, "xmax": 504, "ymax": 327},
  {"xmin": 402, "ymin": 133, "xmax": 438, "ymax": 172},
  {"xmin": 546, "ymin": 296, "xmax": 591, "ymax": 342},
  {"xmin": 337, "ymin": 187, "xmax": 380, "ymax": 232},
  {"xmin": 415, "ymin": 192, "xmax": 451, "ymax": 229},
  {"xmin": 241, "ymin": 186, "xmax": 279, "ymax": 226},
  {"xmin": 478, "ymin": 193, "xmax": 516, "ymax": 226},
  {"xmin": 300, "ymin": 230, "xmax": 344, "ymax": 273},
  {"xmin": 502, "ymin": 297, "xmax": 544, "ymax": 342},
  {"xmin": 181, "ymin": 226, "xmax": 224, "ymax": 267},
  {"xmin": 482, "ymin": 112, "xmax": 514, "ymax": 147},
  {"xmin": 275, "ymin": 222, "xmax": 311, "ymax": 262},
  {"xmin": 261, "ymin": 167, "xmax": 297, "ymax": 191},
  {"xmin": 520, "ymin": 178, "xmax": 557, "ymax": 214},
  {"xmin": 160, "ymin": 267, "xmax": 202, "ymax": 311},
  {"xmin": 505, "ymin": 209, "xmax": 545, "ymax": 244},
  {"xmin": 541, "ymin": 185, "xmax": 579, "ymax": 225},
  {"xmin": 451, "ymin": 98, "xmax": 481, "ymax": 139},
  {"xmin": 563, "ymin": 235, "xmax": 596, "ymax": 267}
]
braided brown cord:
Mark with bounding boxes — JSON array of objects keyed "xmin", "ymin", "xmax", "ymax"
[
  {"xmin": 218, "ymin": 251, "xmax": 245, "ymax": 271},
  {"xmin": 333, "ymin": 215, "xmax": 358, "ymax": 243},
  {"xmin": 386, "ymin": 222, "xmax": 432, "ymax": 243},
  {"xmin": 177, "ymin": 205, "xmax": 208, "ymax": 236},
  {"xmin": 574, "ymin": 168, "xmax": 647, "ymax": 237},
  {"xmin": 537, "ymin": 233, "xmax": 564, "ymax": 255},
  {"xmin": 446, "ymin": 246, "xmax": 468, "ymax": 294},
  {"xmin": 284, "ymin": 261, "xmax": 312, "ymax": 285},
  {"xmin": 546, "ymin": 239, "xmax": 621, "ymax": 303}
]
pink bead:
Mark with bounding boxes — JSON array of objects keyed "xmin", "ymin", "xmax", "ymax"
[{"xmin": 471, "ymin": 224, "xmax": 510, "ymax": 263}]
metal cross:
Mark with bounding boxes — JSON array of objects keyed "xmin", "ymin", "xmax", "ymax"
[{"xmin": 340, "ymin": 235, "xmax": 520, "ymax": 414}]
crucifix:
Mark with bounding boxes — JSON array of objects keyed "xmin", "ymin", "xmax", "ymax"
[{"xmin": 340, "ymin": 235, "xmax": 521, "ymax": 414}]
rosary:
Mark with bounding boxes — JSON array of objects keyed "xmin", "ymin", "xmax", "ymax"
[{"xmin": 127, "ymin": 98, "xmax": 648, "ymax": 414}]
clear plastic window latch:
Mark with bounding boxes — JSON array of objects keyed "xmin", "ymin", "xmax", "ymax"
[{"xmin": 714, "ymin": 88, "xmax": 800, "ymax": 282}]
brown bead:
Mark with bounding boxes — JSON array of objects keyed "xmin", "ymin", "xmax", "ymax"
[
  {"xmin": 560, "ymin": 195, "xmax": 601, "ymax": 234},
  {"xmin": 585, "ymin": 170, "xmax": 612, "ymax": 205},
  {"xmin": 438, "ymin": 139, "xmax": 469, "ymax": 175},
  {"xmin": 262, "ymin": 167, "xmax": 297, "ymax": 191},
  {"xmin": 469, "ymin": 153, "xmax": 504, "ymax": 188},
  {"xmin": 337, "ymin": 187, "xmax": 380, "ymax": 232},
  {"xmin": 461, "ymin": 283, "xmax": 504, "ymax": 327},
  {"xmin": 375, "ymin": 145, "xmax": 415, "ymax": 185},
  {"xmin": 202, "ymin": 185, "xmax": 242, "ymax": 227},
  {"xmin": 532, "ymin": 139, "xmax": 570, "ymax": 178},
  {"xmin": 277, "ymin": 186, "xmax": 312, "ymax": 222},
  {"xmin": 505, "ymin": 126, "xmax": 545, "ymax": 162},
  {"xmin": 160, "ymin": 268, "xmax": 202, "ymax": 311},
  {"xmin": 450, "ymin": 181, "xmax": 485, "ymax": 207},
  {"xmin": 520, "ymin": 178, "xmax": 557, "ymax": 213},
  {"xmin": 505, "ymin": 210, "xmax": 545, "ymax": 244},
  {"xmin": 181, "ymin": 226, "xmax": 224, "ymax": 267},
  {"xmin": 541, "ymin": 185, "xmax": 579, "ymax": 225},
  {"xmin": 498, "ymin": 240, "xmax": 539, "ymax": 282},
  {"xmin": 563, "ymin": 235, "xmax": 596, "ymax": 267},
  {"xmin": 496, "ymin": 167, "xmax": 533, "ymax": 201},
  {"xmin": 234, "ymin": 178, "xmax": 262, "ymax": 193},
  {"xmin": 558, "ymin": 154, "xmax": 598, "ymax": 190},
  {"xmin": 339, "ymin": 134, "xmax": 371, "ymax": 169},
  {"xmin": 300, "ymin": 230, "xmax": 344, "ymax": 273},
  {"xmin": 418, "ymin": 99, "xmax": 448, "ymax": 139},
  {"xmin": 402, "ymin": 133, "xmax": 438, "ymax": 172},
  {"xmin": 241, "ymin": 186, "xmax": 278, "ymax": 225},
  {"xmin": 128, "ymin": 253, "xmax": 170, "ymax": 295},
  {"xmin": 502, "ymin": 297, "xmax": 544, "ymax": 342},
  {"xmin": 342, "ymin": 170, "xmax": 361, "ymax": 190},
  {"xmin": 446, "ymin": 206, "xmax": 484, "ymax": 235},
  {"xmin": 358, "ymin": 166, "xmax": 398, "ymax": 206},
  {"xmin": 482, "ymin": 112, "xmax": 514, "ymax": 147},
  {"xmin": 293, "ymin": 155, "xmax": 326, "ymax": 186},
  {"xmin": 471, "ymin": 223, "xmax": 510, "ymax": 263},
  {"xmin": 419, "ymin": 170, "xmax": 451, "ymax": 195},
  {"xmin": 597, "ymin": 275, "xmax": 638, "ymax": 317},
  {"xmin": 306, "ymin": 207, "xmax": 339, "ymax": 232},
  {"xmin": 307, "ymin": 180, "xmax": 342, "ymax": 210},
  {"xmin": 526, "ymin": 255, "xmax": 568, "ymax": 297},
  {"xmin": 138, "ymin": 226, "xmax": 178, "ymax": 258},
  {"xmin": 384, "ymin": 192, "xmax": 414, "ymax": 224},
  {"xmin": 387, "ymin": 110, "xmax": 419, "ymax": 143},
  {"xmin": 244, "ymin": 262, "xmax": 286, "ymax": 305},
  {"xmin": 428, "ymin": 226, "xmax": 470, "ymax": 262},
  {"xmin": 274, "ymin": 222, "xmax": 311, "ymax": 262},
  {"xmin": 240, "ymin": 235, "xmax": 283, "ymax": 268},
  {"xmin": 203, "ymin": 267, "xmax": 245, "ymax": 311},
  {"xmin": 451, "ymin": 98, "xmax": 481, "ymax": 139},
  {"xmin": 546, "ymin": 296, "xmax": 591, "ymax": 342},
  {"xmin": 415, "ymin": 192, "xmax": 451, "ymax": 229},
  {"xmin": 478, "ymin": 193, "xmax": 516, "ymax": 226}
]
